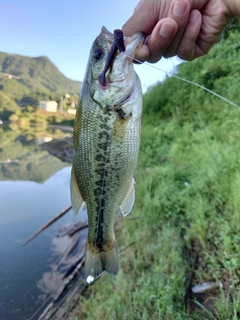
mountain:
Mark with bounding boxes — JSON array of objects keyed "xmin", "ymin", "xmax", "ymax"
[{"xmin": 0, "ymin": 52, "xmax": 82, "ymax": 119}]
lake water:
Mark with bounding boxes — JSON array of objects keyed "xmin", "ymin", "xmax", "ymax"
[{"xmin": 0, "ymin": 124, "xmax": 82, "ymax": 320}]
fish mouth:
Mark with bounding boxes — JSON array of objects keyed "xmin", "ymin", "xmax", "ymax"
[
  {"xmin": 100, "ymin": 26, "xmax": 145, "ymax": 62},
  {"xmin": 99, "ymin": 27, "xmax": 143, "ymax": 106},
  {"xmin": 124, "ymin": 32, "xmax": 145, "ymax": 59}
]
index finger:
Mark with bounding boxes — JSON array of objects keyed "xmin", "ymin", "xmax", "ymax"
[{"xmin": 122, "ymin": 0, "xmax": 161, "ymax": 37}]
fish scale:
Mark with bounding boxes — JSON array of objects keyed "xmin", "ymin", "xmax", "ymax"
[
  {"xmin": 71, "ymin": 26, "xmax": 144, "ymax": 282},
  {"xmin": 76, "ymin": 107, "xmax": 135, "ymax": 243}
]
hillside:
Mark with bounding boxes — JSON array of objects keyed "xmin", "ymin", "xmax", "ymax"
[{"xmin": 0, "ymin": 52, "xmax": 81, "ymax": 119}]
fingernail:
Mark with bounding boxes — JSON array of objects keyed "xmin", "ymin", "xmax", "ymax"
[
  {"xmin": 159, "ymin": 23, "xmax": 174, "ymax": 38},
  {"xmin": 173, "ymin": 1, "xmax": 186, "ymax": 17},
  {"xmin": 189, "ymin": 11, "xmax": 199, "ymax": 23}
]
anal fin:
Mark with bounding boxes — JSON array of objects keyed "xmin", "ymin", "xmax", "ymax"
[
  {"xmin": 70, "ymin": 167, "xmax": 84, "ymax": 216},
  {"xmin": 120, "ymin": 179, "xmax": 135, "ymax": 217}
]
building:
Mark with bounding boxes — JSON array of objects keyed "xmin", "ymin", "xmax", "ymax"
[
  {"xmin": 39, "ymin": 101, "xmax": 58, "ymax": 112},
  {"xmin": 67, "ymin": 108, "xmax": 76, "ymax": 115},
  {"xmin": 2, "ymin": 73, "xmax": 20, "ymax": 80}
]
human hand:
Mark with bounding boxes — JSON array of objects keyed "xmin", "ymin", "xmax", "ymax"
[{"xmin": 122, "ymin": 0, "xmax": 236, "ymax": 62}]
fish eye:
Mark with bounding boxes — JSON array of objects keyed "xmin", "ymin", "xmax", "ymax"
[{"xmin": 93, "ymin": 48, "xmax": 104, "ymax": 61}]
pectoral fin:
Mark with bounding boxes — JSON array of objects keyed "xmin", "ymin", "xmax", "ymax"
[
  {"xmin": 120, "ymin": 179, "xmax": 135, "ymax": 217},
  {"xmin": 70, "ymin": 167, "xmax": 84, "ymax": 216}
]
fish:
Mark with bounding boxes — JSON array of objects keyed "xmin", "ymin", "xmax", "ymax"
[{"xmin": 70, "ymin": 26, "xmax": 144, "ymax": 283}]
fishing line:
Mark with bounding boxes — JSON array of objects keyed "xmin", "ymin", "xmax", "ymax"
[{"xmin": 123, "ymin": 53, "xmax": 240, "ymax": 109}]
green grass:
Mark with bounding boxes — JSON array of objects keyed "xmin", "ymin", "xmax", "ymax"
[
  {"xmin": 72, "ymin": 27, "xmax": 240, "ymax": 319},
  {"xmin": 76, "ymin": 108, "xmax": 240, "ymax": 319}
]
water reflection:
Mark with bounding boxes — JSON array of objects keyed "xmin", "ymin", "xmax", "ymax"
[
  {"xmin": 0, "ymin": 123, "xmax": 70, "ymax": 182},
  {"xmin": 0, "ymin": 124, "xmax": 77, "ymax": 320}
]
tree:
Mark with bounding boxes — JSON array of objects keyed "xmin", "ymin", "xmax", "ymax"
[{"xmin": 20, "ymin": 94, "xmax": 39, "ymax": 108}]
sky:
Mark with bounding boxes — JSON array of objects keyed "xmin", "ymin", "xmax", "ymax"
[{"xmin": 0, "ymin": 0, "xmax": 182, "ymax": 92}]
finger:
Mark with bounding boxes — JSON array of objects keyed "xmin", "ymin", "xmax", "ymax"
[
  {"xmin": 122, "ymin": 0, "xmax": 159, "ymax": 37},
  {"xmin": 177, "ymin": 10, "xmax": 202, "ymax": 60},
  {"xmin": 134, "ymin": 44, "xmax": 150, "ymax": 63},
  {"xmin": 146, "ymin": 18, "xmax": 178, "ymax": 63},
  {"xmin": 163, "ymin": 0, "xmax": 191, "ymax": 58},
  {"xmin": 193, "ymin": 2, "xmax": 232, "ymax": 58}
]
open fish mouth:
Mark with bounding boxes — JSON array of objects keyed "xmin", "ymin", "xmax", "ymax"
[
  {"xmin": 99, "ymin": 27, "xmax": 145, "ymax": 90},
  {"xmin": 100, "ymin": 26, "xmax": 145, "ymax": 58}
]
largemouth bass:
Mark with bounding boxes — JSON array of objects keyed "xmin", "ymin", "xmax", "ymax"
[{"xmin": 71, "ymin": 26, "xmax": 144, "ymax": 283}]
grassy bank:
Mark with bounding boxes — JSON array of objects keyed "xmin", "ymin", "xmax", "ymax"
[
  {"xmin": 77, "ymin": 115, "xmax": 240, "ymax": 319},
  {"xmin": 71, "ymin": 28, "xmax": 240, "ymax": 319}
]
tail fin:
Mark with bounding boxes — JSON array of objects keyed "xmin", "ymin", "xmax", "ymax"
[{"xmin": 85, "ymin": 241, "xmax": 119, "ymax": 283}]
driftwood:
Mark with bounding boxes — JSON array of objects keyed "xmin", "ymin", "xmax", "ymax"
[
  {"xmin": 38, "ymin": 267, "xmax": 87, "ymax": 320},
  {"xmin": 22, "ymin": 205, "xmax": 72, "ymax": 246},
  {"xmin": 38, "ymin": 266, "xmax": 86, "ymax": 320},
  {"xmin": 27, "ymin": 206, "xmax": 88, "ymax": 320},
  {"xmin": 38, "ymin": 244, "xmax": 87, "ymax": 320},
  {"xmin": 56, "ymin": 220, "xmax": 88, "ymax": 238},
  {"xmin": 26, "ymin": 202, "xmax": 123, "ymax": 320}
]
